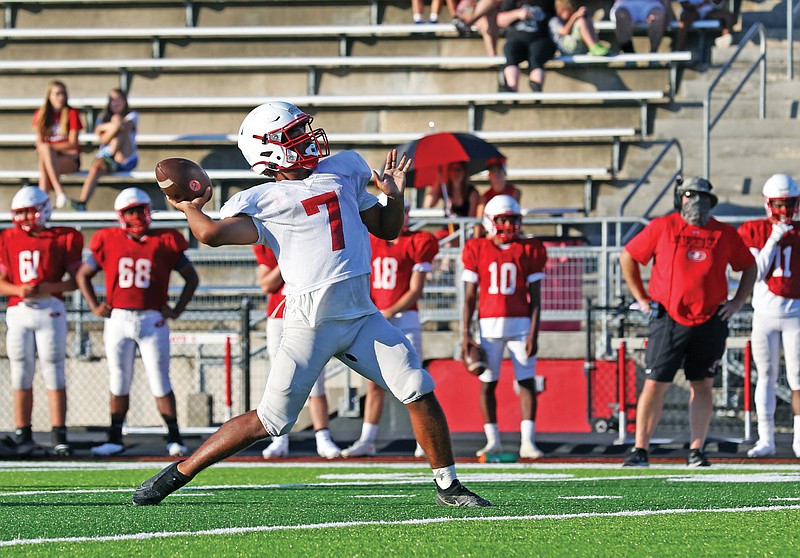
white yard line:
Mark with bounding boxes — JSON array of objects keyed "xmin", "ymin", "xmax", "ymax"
[{"xmin": 2, "ymin": 505, "xmax": 800, "ymax": 548}]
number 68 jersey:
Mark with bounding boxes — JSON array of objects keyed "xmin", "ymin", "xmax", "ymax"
[
  {"xmin": 461, "ymin": 236, "xmax": 548, "ymax": 319},
  {"xmin": 88, "ymin": 227, "xmax": 188, "ymax": 310}
]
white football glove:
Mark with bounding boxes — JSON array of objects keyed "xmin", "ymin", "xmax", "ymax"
[{"xmin": 770, "ymin": 222, "xmax": 793, "ymax": 242}]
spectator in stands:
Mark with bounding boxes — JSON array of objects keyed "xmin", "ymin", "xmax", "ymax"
[
  {"xmin": 253, "ymin": 244, "xmax": 343, "ymax": 459},
  {"xmin": 620, "ymin": 177, "xmax": 756, "ymax": 467},
  {"xmin": 0, "ymin": 187, "xmax": 83, "ymax": 457},
  {"xmin": 476, "ymin": 158, "xmax": 521, "ymax": 237},
  {"xmin": 413, "ymin": 0, "xmax": 450, "ymax": 22},
  {"xmin": 461, "ymin": 195, "xmax": 547, "ymax": 459},
  {"xmin": 453, "ymin": 0, "xmax": 501, "ymax": 57},
  {"xmin": 341, "ymin": 198, "xmax": 439, "ymax": 458},
  {"xmin": 610, "ymin": 0, "xmax": 667, "ymax": 53},
  {"xmin": 132, "ymin": 101, "xmax": 491, "ymax": 508},
  {"xmin": 77, "ymin": 188, "xmax": 199, "ymax": 458},
  {"xmin": 549, "ymin": 0, "xmax": 610, "ymax": 55},
  {"xmin": 32, "ymin": 80, "xmax": 83, "ymax": 210},
  {"xmin": 497, "ymin": 0, "xmax": 557, "ymax": 92},
  {"xmin": 737, "ymin": 174, "xmax": 800, "ymax": 458},
  {"xmin": 424, "ymin": 161, "xmax": 480, "ymax": 244},
  {"xmin": 675, "ymin": 0, "xmax": 735, "ymax": 51},
  {"xmin": 72, "ymin": 89, "xmax": 139, "ymax": 212}
]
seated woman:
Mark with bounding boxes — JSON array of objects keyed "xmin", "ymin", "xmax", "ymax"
[
  {"xmin": 73, "ymin": 89, "xmax": 138, "ymax": 211},
  {"xmin": 33, "ymin": 80, "xmax": 83, "ymax": 210},
  {"xmin": 424, "ymin": 161, "xmax": 481, "ymax": 243}
]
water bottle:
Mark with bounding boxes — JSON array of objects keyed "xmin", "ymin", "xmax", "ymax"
[{"xmin": 478, "ymin": 452, "xmax": 518, "ymax": 463}]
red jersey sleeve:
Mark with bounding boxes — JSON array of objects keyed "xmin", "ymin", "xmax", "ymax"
[
  {"xmin": 522, "ymin": 239, "xmax": 548, "ymax": 277},
  {"xmin": 68, "ymin": 108, "xmax": 83, "ymax": 133},
  {"xmin": 61, "ymin": 227, "xmax": 84, "ymax": 272},
  {"xmin": 253, "ymin": 244, "xmax": 278, "ymax": 268},
  {"xmin": 410, "ymin": 232, "xmax": 439, "ymax": 264},
  {"xmin": 89, "ymin": 229, "xmax": 108, "ymax": 268},
  {"xmin": 737, "ymin": 220, "xmax": 766, "ymax": 250},
  {"xmin": 725, "ymin": 226, "xmax": 756, "ymax": 271},
  {"xmin": 461, "ymin": 238, "xmax": 480, "ymax": 276},
  {"xmin": 624, "ymin": 219, "xmax": 661, "ymax": 264}
]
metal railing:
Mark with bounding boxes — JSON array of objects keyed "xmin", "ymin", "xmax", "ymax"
[{"xmin": 703, "ymin": 23, "xmax": 766, "ymax": 179}]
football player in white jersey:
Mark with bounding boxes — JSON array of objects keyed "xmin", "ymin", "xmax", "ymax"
[
  {"xmin": 738, "ymin": 174, "xmax": 800, "ymax": 457},
  {"xmin": 133, "ymin": 101, "xmax": 491, "ymax": 507}
]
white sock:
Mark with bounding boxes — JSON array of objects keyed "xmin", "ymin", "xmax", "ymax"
[
  {"xmin": 756, "ymin": 416, "xmax": 775, "ymax": 445},
  {"xmin": 521, "ymin": 419, "xmax": 535, "ymax": 446},
  {"xmin": 315, "ymin": 429, "xmax": 333, "ymax": 444},
  {"xmin": 413, "ymin": 12, "xmax": 423, "ymax": 22},
  {"xmin": 429, "ymin": 13, "xmax": 439, "ymax": 22},
  {"xmin": 484, "ymin": 423, "xmax": 500, "ymax": 445},
  {"xmin": 271, "ymin": 434, "xmax": 288, "ymax": 447},
  {"xmin": 794, "ymin": 416, "xmax": 800, "ymax": 441},
  {"xmin": 432, "ymin": 465, "xmax": 457, "ymax": 489},
  {"xmin": 360, "ymin": 422, "xmax": 379, "ymax": 443}
]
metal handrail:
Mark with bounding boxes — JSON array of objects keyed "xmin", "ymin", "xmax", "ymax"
[
  {"xmin": 616, "ymin": 138, "xmax": 683, "ymax": 245},
  {"xmin": 703, "ymin": 23, "xmax": 766, "ymax": 179}
]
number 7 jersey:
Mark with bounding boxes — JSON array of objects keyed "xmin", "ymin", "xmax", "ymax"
[{"xmin": 89, "ymin": 228, "xmax": 189, "ymax": 310}]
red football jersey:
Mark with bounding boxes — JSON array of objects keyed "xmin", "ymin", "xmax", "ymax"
[
  {"xmin": 461, "ymin": 237, "xmax": 548, "ymax": 319},
  {"xmin": 0, "ymin": 226, "xmax": 83, "ymax": 307},
  {"xmin": 252, "ymin": 243, "xmax": 286, "ymax": 318},
  {"xmin": 738, "ymin": 219, "xmax": 800, "ymax": 299},
  {"xmin": 90, "ymin": 228, "xmax": 188, "ymax": 311},
  {"xmin": 369, "ymin": 230, "xmax": 439, "ymax": 311},
  {"xmin": 625, "ymin": 212, "xmax": 755, "ymax": 326}
]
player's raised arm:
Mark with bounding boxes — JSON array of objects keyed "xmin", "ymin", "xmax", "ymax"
[
  {"xmin": 168, "ymin": 189, "xmax": 258, "ymax": 247},
  {"xmin": 362, "ymin": 149, "xmax": 412, "ymax": 240}
]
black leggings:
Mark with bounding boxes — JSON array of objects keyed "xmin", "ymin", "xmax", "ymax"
[{"xmin": 503, "ymin": 33, "xmax": 556, "ymax": 71}]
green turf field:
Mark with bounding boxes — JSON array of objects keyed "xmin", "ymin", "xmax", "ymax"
[{"xmin": 2, "ymin": 460, "xmax": 800, "ymax": 557}]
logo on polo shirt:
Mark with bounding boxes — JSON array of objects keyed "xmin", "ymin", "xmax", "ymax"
[{"xmin": 686, "ymin": 250, "xmax": 707, "ymax": 262}]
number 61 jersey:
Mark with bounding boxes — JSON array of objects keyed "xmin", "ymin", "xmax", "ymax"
[
  {"xmin": 89, "ymin": 227, "xmax": 188, "ymax": 311},
  {"xmin": 461, "ymin": 236, "xmax": 548, "ymax": 318}
]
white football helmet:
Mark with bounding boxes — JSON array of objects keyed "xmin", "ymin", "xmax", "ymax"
[
  {"xmin": 11, "ymin": 186, "xmax": 51, "ymax": 232},
  {"xmin": 762, "ymin": 173, "xmax": 800, "ymax": 224},
  {"xmin": 114, "ymin": 187, "xmax": 151, "ymax": 235},
  {"xmin": 483, "ymin": 194, "xmax": 522, "ymax": 243},
  {"xmin": 237, "ymin": 101, "xmax": 329, "ymax": 175}
]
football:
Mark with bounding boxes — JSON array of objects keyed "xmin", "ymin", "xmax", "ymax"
[
  {"xmin": 155, "ymin": 157, "xmax": 212, "ymax": 202},
  {"xmin": 462, "ymin": 343, "xmax": 488, "ymax": 377}
]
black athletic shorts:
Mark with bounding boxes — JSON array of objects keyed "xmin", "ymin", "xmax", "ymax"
[{"xmin": 644, "ymin": 305, "xmax": 728, "ymax": 383}]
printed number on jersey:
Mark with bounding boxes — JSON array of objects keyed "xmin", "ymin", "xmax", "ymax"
[
  {"xmin": 18, "ymin": 250, "xmax": 40, "ymax": 282},
  {"xmin": 488, "ymin": 262, "xmax": 516, "ymax": 295},
  {"xmin": 118, "ymin": 257, "xmax": 151, "ymax": 288},
  {"xmin": 302, "ymin": 191, "xmax": 345, "ymax": 251},
  {"xmin": 769, "ymin": 246, "xmax": 793, "ymax": 278},
  {"xmin": 372, "ymin": 256, "xmax": 398, "ymax": 290}
]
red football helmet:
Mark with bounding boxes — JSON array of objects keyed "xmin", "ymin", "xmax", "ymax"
[
  {"xmin": 114, "ymin": 187, "xmax": 152, "ymax": 236},
  {"xmin": 11, "ymin": 186, "xmax": 51, "ymax": 233},
  {"xmin": 483, "ymin": 194, "xmax": 522, "ymax": 243},
  {"xmin": 762, "ymin": 174, "xmax": 800, "ymax": 224},
  {"xmin": 237, "ymin": 101, "xmax": 329, "ymax": 175}
]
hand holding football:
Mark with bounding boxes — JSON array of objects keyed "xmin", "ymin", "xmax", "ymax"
[
  {"xmin": 155, "ymin": 157, "xmax": 212, "ymax": 203},
  {"xmin": 462, "ymin": 343, "xmax": 488, "ymax": 377}
]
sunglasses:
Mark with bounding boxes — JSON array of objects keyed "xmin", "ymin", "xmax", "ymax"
[{"xmin": 683, "ymin": 190, "xmax": 712, "ymax": 199}]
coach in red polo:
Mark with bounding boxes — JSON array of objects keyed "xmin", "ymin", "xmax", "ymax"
[{"xmin": 619, "ymin": 177, "xmax": 756, "ymax": 468}]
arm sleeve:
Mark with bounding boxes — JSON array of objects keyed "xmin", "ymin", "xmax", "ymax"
[
  {"xmin": 624, "ymin": 222, "xmax": 657, "ymax": 265},
  {"xmin": 727, "ymin": 228, "xmax": 757, "ymax": 271},
  {"xmin": 64, "ymin": 229, "xmax": 85, "ymax": 272}
]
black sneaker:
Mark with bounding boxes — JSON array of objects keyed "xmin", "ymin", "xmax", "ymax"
[
  {"xmin": 452, "ymin": 17, "xmax": 470, "ymax": 36},
  {"xmin": 132, "ymin": 461, "xmax": 191, "ymax": 505},
  {"xmin": 687, "ymin": 449, "xmax": 711, "ymax": 468},
  {"xmin": 435, "ymin": 480, "xmax": 493, "ymax": 507},
  {"xmin": 70, "ymin": 200, "xmax": 86, "ymax": 212},
  {"xmin": 622, "ymin": 447, "xmax": 649, "ymax": 467},
  {"xmin": 53, "ymin": 443, "xmax": 73, "ymax": 457}
]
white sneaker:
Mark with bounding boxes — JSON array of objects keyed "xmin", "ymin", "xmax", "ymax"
[
  {"xmin": 167, "ymin": 442, "xmax": 189, "ymax": 457},
  {"xmin": 714, "ymin": 33, "xmax": 733, "ymax": 49},
  {"xmin": 261, "ymin": 439, "xmax": 289, "ymax": 459},
  {"xmin": 414, "ymin": 443, "xmax": 426, "ymax": 458},
  {"xmin": 747, "ymin": 441, "xmax": 776, "ymax": 457},
  {"xmin": 341, "ymin": 439, "xmax": 376, "ymax": 458},
  {"xmin": 793, "ymin": 439, "xmax": 800, "ymax": 459},
  {"xmin": 519, "ymin": 443, "xmax": 545, "ymax": 459},
  {"xmin": 316, "ymin": 438, "xmax": 342, "ymax": 459},
  {"xmin": 55, "ymin": 193, "xmax": 68, "ymax": 209},
  {"xmin": 90, "ymin": 442, "xmax": 125, "ymax": 456},
  {"xmin": 476, "ymin": 442, "xmax": 503, "ymax": 457}
]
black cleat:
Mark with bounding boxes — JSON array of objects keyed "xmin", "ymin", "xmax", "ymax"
[
  {"xmin": 687, "ymin": 448, "xmax": 711, "ymax": 468},
  {"xmin": 435, "ymin": 480, "xmax": 493, "ymax": 507},
  {"xmin": 132, "ymin": 461, "xmax": 191, "ymax": 506},
  {"xmin": 622, "ymin": 447, "xmax": 649, "ymax": 467}
]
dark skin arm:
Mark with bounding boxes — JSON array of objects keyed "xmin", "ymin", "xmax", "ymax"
[
  {"xmin": 461, "ymin": 280, "xmax": 481, "ymax": 360},
  {"xmin": 360, "ymin": 150, "xmax": 413, "ymax": 240},
  {"xmin": 526, "ymin": 280, "xmax": 542, "ymax": 356},
  {"xmin": 162, "ymin": 261, "xmax": 199, "ymax": 319},
  {"xmin": 76, "ymin": 262, "xmax": 112, "ymax": 318}
]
